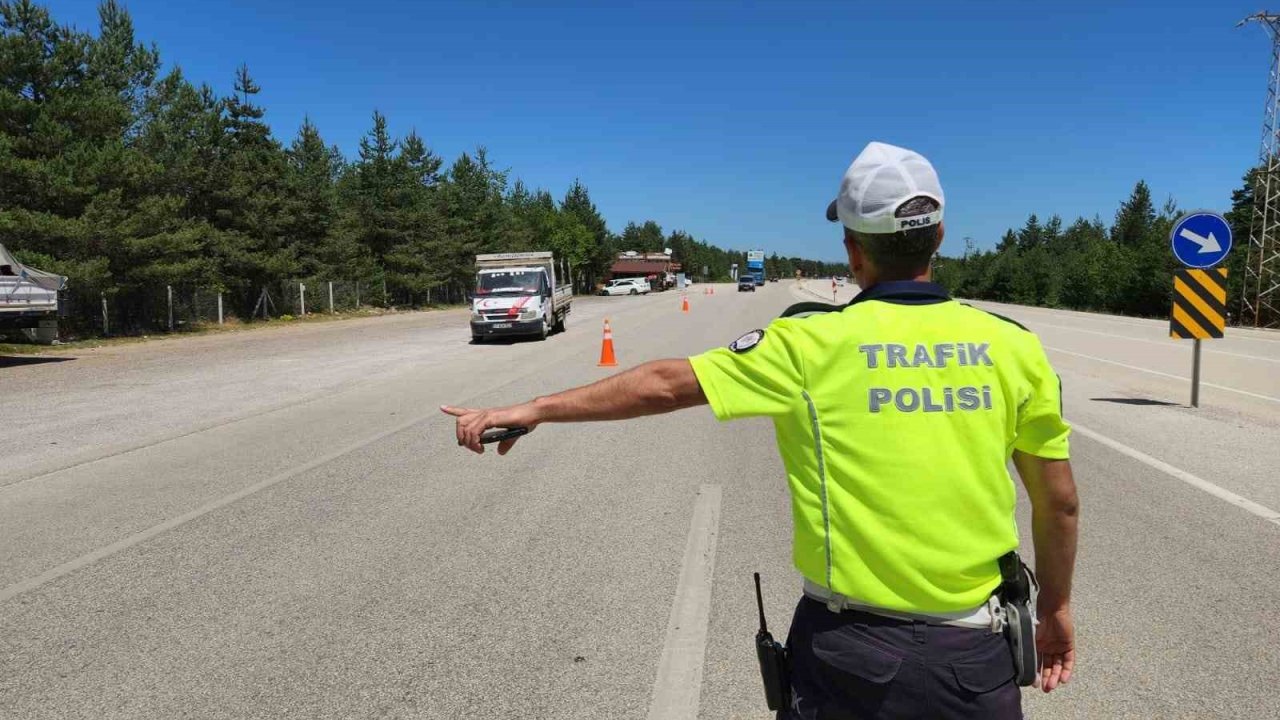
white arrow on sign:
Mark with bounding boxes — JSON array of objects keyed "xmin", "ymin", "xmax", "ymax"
[{"xmin": 1179, "ymin": 227, "xmax": 1222, "ymax": 253}]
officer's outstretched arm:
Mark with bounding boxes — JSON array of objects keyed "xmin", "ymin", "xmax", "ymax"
[
  {"xmin": 443, "ymin": 359, "xmax": 706, "ymax": 454},
  {"xmin": 1012, "ymin": 450, "xmax": 1079, "ymax": 693}
]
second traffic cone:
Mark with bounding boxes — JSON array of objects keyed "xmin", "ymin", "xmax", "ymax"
[
  {"xmin": 681, "ymin": 294, "xmax": 690, "ymax": 313},
  {"xmin": 597, "ymin": 318, "xmax": 618, "ymax": 367}
]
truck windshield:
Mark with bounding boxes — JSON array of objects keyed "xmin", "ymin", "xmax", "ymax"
[{"xmin": 476, "ymin": 270, "xmax": 542, "ymax": 296}]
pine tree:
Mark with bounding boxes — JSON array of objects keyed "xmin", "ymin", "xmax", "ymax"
[
  {"xmin": 383, "ymin": 127, "xmax": 445, "ymax": 302},
  {"xmin": 336, "ymin": 110, "xmax": 401, "ymax": 265},
  {"xmin": 1112, "ymin": 180, "xmax": 1155, "ymax": 248},
  {"xmin": 561, "ymin": 179, "xmax": 610, "ymax": 289},
  {"xmin": 281, "ymin": 118, "xmax": 344, "ymax": 275},
  {"xmin": 211, "ymin": 64, "xmax": 293, "ymax": 307},
  {"xmin": 1016, "ymin": 214, "xmax": 1044, "ymax": 250},
  {"xmin": 434, "ymin": 147, "xmax": 508, "ymax": 297}
]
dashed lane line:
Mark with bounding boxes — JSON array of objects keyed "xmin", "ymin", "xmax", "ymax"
[{"xmin": 645, "ymin": 484, "xmax": 723, "ymax": 720}]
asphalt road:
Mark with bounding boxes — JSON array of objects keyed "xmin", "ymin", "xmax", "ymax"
[{"xmin": 2, "ymin": 282, "xmax": 1278, "ymax": 719}]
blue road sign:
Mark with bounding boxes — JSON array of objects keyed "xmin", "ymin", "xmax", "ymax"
[{"xmin": 1170, "ymin": 211, "xmax": 1232, "ymax": 268}]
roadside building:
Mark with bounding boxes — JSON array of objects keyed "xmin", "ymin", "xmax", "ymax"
[{"xmin": 606, "ymin": 251, "xmax": 681, "ymax": 291}]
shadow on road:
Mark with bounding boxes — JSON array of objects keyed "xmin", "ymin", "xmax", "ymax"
[
  {"xmin": 1090, "ymin": 397, "xmax": 1179, "ymax": 407},
  {"xmin": 470, "ymin": 336, "xmax": 544, "ymax": 346},
  {"xmin": 0, "ymin": 355, "xmax": 76, "ymax": 368}
]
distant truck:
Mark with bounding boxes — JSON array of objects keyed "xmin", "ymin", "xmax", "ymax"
[
  {"xmin": 0, "ymin": 244, "xmax": 66, "ymax": 343},
  {"xmin": 470, "ymin": 252, "xmax": 572, "ymax": 342}
]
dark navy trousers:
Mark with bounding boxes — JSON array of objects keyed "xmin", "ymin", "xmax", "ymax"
[{"xmin": 780, "ymin": 597, "xmax": 1022, "ymax": 720}]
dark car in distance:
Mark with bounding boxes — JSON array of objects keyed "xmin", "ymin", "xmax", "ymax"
[{"xmin": 738, "ymin": 277, "xmax": 756, "ymax": 292}]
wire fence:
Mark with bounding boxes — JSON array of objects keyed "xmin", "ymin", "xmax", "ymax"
[
  {"xmin": 51, "ymin": 279, "xmax": 392, "ymax": 340},
  {"xmin": 251, "ymin": 280, "xmax": 372, "ymax": 320}
]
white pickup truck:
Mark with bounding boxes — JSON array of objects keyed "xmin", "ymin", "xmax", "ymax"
[
  {"xmin": 0, "ymin": 244, "xmax": 66, "ymax": 342},
  {"xmin": 470, "ymin": 252, "xmax": 572, "ymax": 342}
]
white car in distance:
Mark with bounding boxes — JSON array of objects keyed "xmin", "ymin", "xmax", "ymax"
[{"xmin": 600, "ymin": 278, "xmax": 651, "ymax": 296}]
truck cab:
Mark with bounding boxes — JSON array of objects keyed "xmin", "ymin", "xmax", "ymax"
[{"xmin": 470, "ymin": 252, "xmax": 572, "ymax": 342}]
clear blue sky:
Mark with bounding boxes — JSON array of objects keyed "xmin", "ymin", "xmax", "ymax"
[{"xmin": 50, "ymin": 0, "xmax": 1274, "ymax": 261}]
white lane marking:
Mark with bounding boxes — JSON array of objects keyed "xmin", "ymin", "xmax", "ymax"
[
  {"xmin": 1045, "ymin": 345, "xmax": 1280, "ymax": 404},
  {"xmin": 971, "ymin": 301, "xmax": 1280, "ymax": 345},
  {"xmin": 1072, "ymin": 422, "xmax": 1280, "ymax": 526},
  {"xmin": 0, "ymin": 412, "xmax": 433, "ymax": 604},
  {"xmin": 646, "ymin": 484, "xmax": 722, "ymax": 720},
  {"xmin": 1034, "ymin": 323, "xmax": 1280, "ymax": 364}
]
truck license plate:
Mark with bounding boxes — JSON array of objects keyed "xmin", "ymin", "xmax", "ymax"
[{"xmin": 493, "ymin": 323, "xmax": 512, "ymax": 329}]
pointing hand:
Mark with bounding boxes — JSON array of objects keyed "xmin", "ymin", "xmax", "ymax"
[{"xmin": 441, "ymin": 404, "xmax": 538, "ymax": 455}]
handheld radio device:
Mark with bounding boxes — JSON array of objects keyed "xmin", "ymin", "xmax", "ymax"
[{"xmin": 753, "ymin": 573, "xmax": 790, "ymax": 711}]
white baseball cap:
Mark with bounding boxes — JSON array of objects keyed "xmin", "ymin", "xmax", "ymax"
[{"xmin": 825, "ymin": 141, "xmax": 945, "ymax": 234}]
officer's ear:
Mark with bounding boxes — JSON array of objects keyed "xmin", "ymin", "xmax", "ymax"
[
  {"xmin": 934, "ymin": 222, "xmax": 945, "ymax": 254},
  {"xmin": 843, "ymin": 229, "xmax": 866, "ymax": 274}
]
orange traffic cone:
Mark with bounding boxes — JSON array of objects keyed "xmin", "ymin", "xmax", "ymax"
[
  {"xmin": 598, "ymin": 318, "xmax": 618, "ymax": 367},
  {"xmin": 681, "ymin": 294, "xmax": 690, "ymax": 313}
]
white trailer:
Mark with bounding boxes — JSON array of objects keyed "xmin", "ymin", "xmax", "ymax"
[
  {"xmin": 470, "ymin": 252, "xmax": 572, "ymax": 342},
  {"xmin": 0, "ymin": 244, "xmax": 66, "ymax": 343}
]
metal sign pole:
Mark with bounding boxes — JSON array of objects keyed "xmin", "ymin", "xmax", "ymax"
[{"xmin": 1191, "ymin": 339, "xmax": 1203, "ymax": 408}]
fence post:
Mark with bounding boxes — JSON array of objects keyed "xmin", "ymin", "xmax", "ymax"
[
  {"xmin": 328, "ymin": 281, "xmax": 334, "ymax": 313},
  {"xmin": 217, "ymin": 292, "xmax": 224, "ymax": 325},
  {"xmin": 101, "ymin": 293, "xmax": 109, "ymax": 335},
  {"xmin": 167, "ymin": 285, "xmax": 174, "ymax": 331},
  {"xmin": 355, "ymin": 281, "xmax": 360, "ymax": 308},
  {"xmin": 382, "ymin": 278, "xmax": 388, "ymax": 307},
  {"xmin": 299, "ymin": 283, "xmax": 306, "ymax": 316}
]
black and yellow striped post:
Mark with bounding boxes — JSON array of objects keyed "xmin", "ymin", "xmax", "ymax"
[{"xmin": 1169, "ymin": 268, "xmax": 1227, "ymax": 407}]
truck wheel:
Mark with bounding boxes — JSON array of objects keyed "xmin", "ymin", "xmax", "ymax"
[
  {"xmin": 555, "ymin": 313, "xmax": 566, "ymax": 333},
  {"xmin": 630, "ymin": 289, "xmax": 638, "ymax": 295},
  {"xmin": 472, "ymin": 335, "xmax": 485, "ymax": 344},
  {"xmin": 539, "ymin": 317, "xmax": 550, "ymax": 341}
]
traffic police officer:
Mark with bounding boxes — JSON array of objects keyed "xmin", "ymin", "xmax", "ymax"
[{"xmin": 445, "ymin": 141, "xmax": 1079, "ymax": 719}]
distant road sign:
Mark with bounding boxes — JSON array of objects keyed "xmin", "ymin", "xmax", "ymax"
[
  {"xmin": 1170, "ymin": 212, "xmax": 1232, "ymax": 268},
  {"xmin": 1170, "ymin": 268, "xmax": 1228, "ymax": 339}
]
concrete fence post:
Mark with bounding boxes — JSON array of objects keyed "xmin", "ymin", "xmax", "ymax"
[
  {"xmin": 101, "ymin": 293, "xmax": 109, "ymax": 335},
  {"xmin": 299, "ymin": 283, "xmax": 306, "ymax": 316},
  {"xmin": 167, "ymin": 285, "xmax": 174, "ymax": 331},
  {"xmin": 328, "ymin": 281, "xmax": 334, "ymax": 313},
  {"xmin": 217, "ymin": 292, "xmax": 224, "ymax": 325}
]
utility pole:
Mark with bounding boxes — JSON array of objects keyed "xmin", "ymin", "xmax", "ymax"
[{"xmin": 1239, "ymin": 13, "xmax": 1280, "ymax": 327}]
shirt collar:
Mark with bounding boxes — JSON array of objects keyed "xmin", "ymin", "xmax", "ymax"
[{"xmin": 848, "ymin": 280, "xmax": 951, "ymax": 306}]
